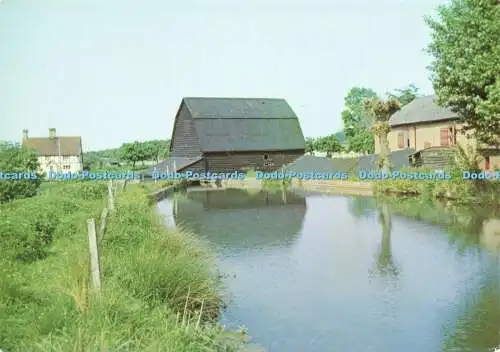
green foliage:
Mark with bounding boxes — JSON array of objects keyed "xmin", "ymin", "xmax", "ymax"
[
  {"xmin": 262, "ymin": 177, "xmax": 291, "ymax": 189},
  {"xmin": 305, "ymin": 137, "xmax": 316, "ymax": 154},
  {"xmin": 119, "ymin": 141, "xmax": 146, "ymax": 167},
  {"xmin": 341, "ymin": 87, "xmax": 378, "ymax": 153},
  {"xmin": 314, "ymin": 134, "xmax": 344, "ymax": 156},
  {"xmin": 425, "ymin": 0, "xmax": 500, "ymax": 144},
  {"xmin": 0, "ymin": 140, "xmax": 20, "ymax": 150},
  {"xmin": 373, "ymin": 145, "xmax": 500, "ymax": 204},
  {"xmin": 0, "ymin": 183, "xmax": 106, "ymax": 263},
  {"xmin": 142, "ymin": 139, "xmax": 171, "ymax": 162},
  {"xmin": 84, "ymin": 139, "xmax": 170, "ymax": 170},
  {"xmin": 305, "ymin": 134, "xmax": 344, "ymax": 155},
  {"xmin": 0, "ymin": 182, "xmax": 243, "ymax": 351},
  {"xmin": 387, "ymin": 84, "xmax": 419, "ymax": 107},
  {"xmin": 364, "ymin": 98, "xmax": 401, "ymax": 124},
  {"xmin": 364, "ymin": 98, "xmax": 401, "ymax": 170},
  {"xmin": 0, "ymin": 145, "xmax": 42, "ymax": 203}
]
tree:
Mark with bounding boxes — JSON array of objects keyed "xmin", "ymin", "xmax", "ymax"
[
  {"xmin": 387, "ymin": 84, "xmax": 419, "ymax": 107},
  {"xmin": 143, "ymin": 139, "xmax": 170, "ymax": 162},
  {"xmin": 119, "ymin": 141, "xmax": 147, "ymax": 168},
  {"xmin": 305, "ymin": 137, "xmax": 316, "ymax": 155},
  {"xmin": 341, "ymin": 87, "xmax": 378, "ymax": 153},
  {"xmin": 425, "ymin": 0, "xmax": 500, "ymax": 144},
  {"xmin": 0, "ymin": 145, "xmax": 42, "ymax": 202},
  {"xmin": 314, "ymin": 134, "xmax": 344, "ymax": 157},
  {"xmin": 364, "ymin": 98, "xmax": 401, "ymax": 170},
  {"xmin": 0, "ymin": 141, "xmax": 20, "ymax": 150}
]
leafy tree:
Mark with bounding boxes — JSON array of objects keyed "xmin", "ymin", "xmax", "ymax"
[
  {"xmin": 364, "ymin": 98, "xmax": 401, "ymax": 170},
  {"xmin": 0, "ymin": 141, "xmax": 20, "ymax": 151},
  {"xmin": 119, "ymin": 141, "xmax": 147, "ymax": 168},
  {"xmin": 143, "ymin": 140, "xmax": 170, "ymax": 162},
  {"xmin": 341, "ymin": 87, "xmax": 378, "ymax": 153},
  {"xmin": 305, "ymin": 137, "xmax": 316, "ymax": 155},
  {"xmin": 0, "ymin": 145, "xmax": 42, "ymax": 202},
  {"xmin": 425, "ymin": 0, "xmax": 500, "ymax": 144},
  {"xmin": 314, "ymin": 134, "xmax": 344, "ymax": 157},
  {"xmin": 387, "ymin": 84, "xmax": 419, "ymax": 107}
]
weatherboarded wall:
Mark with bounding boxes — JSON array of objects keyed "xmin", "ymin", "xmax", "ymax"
[
  {"xmin": 170, "ymin": 102, "xmax": 202, "ymax": 158},
  {"xmin": 180, "ymin": 150, "xmax": 303, "ymax": 173}
]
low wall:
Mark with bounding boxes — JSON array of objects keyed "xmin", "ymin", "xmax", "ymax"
[
  {"xmin": 221, "ymin": 179, "xmax": 263, "ymax": 188},
  {"xmin": 292, "ymin": 179, "xmax": 373, "ymax": 196},
  {"xmin": 150, "ymin": 185, "xmax": 178, "ymax": 201},
  {"xmin": 220, "ymin": 178, "xmax": 373, "ymax": 196}
]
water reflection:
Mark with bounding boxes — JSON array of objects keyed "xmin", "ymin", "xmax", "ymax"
[
  {"xmin": 350, "ymin": 196, "xmax": 500, "ymax": 352},
  {"xmin": 173, "ymin": 188, "xmax": 307, "ymax": 250},
  {"xmin": 158, "ymin": 191, "xmax": 500, "ymax": 352},
  {"xmin": 371, "ymin": 203, "xmax": 399, "ymax": 278},
  {"xmin": 441, "ymin": 263, "xmax": 500, "ymax": 352}
]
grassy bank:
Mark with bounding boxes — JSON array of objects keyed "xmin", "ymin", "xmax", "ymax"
[
  {"xmin": 0, "ymin": 181, "xmax": 242, "ymax": 351},
  {"xmin": 373, "ymin": 167, "xmax": 500, "ymax": 204}
]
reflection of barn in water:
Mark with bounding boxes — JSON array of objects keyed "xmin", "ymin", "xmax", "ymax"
[{"xmin": 173, "ymin": 189, "xmax": 307, "ymax": 250}]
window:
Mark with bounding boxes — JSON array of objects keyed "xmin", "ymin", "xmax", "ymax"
[
  {"xmin": 63, "ymin": 156, "xmax": 71, "ymax": 161},
  {"xmin": 263, "ymin": 154, "xmax": 274, "ymax": 167},
  {"xmin": 440, "ymin": 127, "xmax": 450, "ymax": 146},
  {"xmin": 397, "ymin": 133, "xmax": 405, "ymax": 148},
  {"xmin": 63, "ymin": 165, "xmax": 71, "ymax": 170}
]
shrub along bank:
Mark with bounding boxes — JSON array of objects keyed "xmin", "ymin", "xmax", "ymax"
[
  {"xmin": 373, "ymin": 167, "xmax": 500, "ymax": 204},
  {"xmin": 372, "ymin": 146, "xmax": 500, "ymax": 204},
  {"xmin": 0, "ymin": 181, "xmax": 242, "ymax": 351}
]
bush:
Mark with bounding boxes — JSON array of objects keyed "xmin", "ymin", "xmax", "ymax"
[
  {"xmin": 0, "ymin": 146, "xmax": 42, "ymax": 203},
  {"xmin": 374, "ymin": 145, "xmax": 500, "ymax": 204}
]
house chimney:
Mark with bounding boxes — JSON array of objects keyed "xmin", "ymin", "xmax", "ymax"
[
  {"xmin": 22, "ymin": 129, "xmax": 28, "ymax": 141},
  {"xmin": 49, "ymin": 128, "xmax": 56, "ymax": 139}
]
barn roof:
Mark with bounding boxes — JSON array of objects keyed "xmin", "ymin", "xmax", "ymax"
[
  {"xmin": 180, "ymin": 97, "xmax": 306, "ymax": 152},
  {"xmin": 389, "ymin": 95, "xmax": 457, "ymax": 127}
]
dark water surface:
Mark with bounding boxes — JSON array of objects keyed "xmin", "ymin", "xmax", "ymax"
[{"xmin": 157, "ymin": 188, "xmax": 500, "ymax": 352}]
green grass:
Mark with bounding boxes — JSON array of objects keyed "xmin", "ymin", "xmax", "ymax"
[
  {"xmin": 0, "ymin": 182, "xmax": 244, "ymax": 351},
  {"xmin": 372, "ymin": 167, "xmax": 500, "ymax": 204}
]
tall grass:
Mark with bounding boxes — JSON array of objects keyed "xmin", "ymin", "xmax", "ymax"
[{"xmin": 0, "ymin": 182, "xmax": 243, "ymax": 351}]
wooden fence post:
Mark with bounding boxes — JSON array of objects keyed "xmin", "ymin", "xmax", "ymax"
[
  {"xmin": 87, "ymin": 218, "xmax": 101, "ymax": 291},
  {"xmin": 108, "ymin": 180, "xmax": 115, "ymax": 211},
  {"xmin": 99, "ymin": 207, "xmax": 109, "ymax": 240}
]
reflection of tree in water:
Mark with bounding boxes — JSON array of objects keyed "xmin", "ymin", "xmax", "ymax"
[
  {"xmin": 347, "ymin": 196, "xmax": 378, "ymax": 218},
  {"xmin": 371, "ymin": 202, "xmax": 399, "ymax": 278},
  {"xmin": 441, "ymin": 262, "xmax": 500, "ymax": 352}
]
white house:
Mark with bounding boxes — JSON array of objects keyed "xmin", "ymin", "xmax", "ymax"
[{"xmin": 22, "ymin": 128, "xmax": 83, "ymax": 175}]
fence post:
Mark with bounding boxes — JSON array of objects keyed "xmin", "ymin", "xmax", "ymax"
[
  {"xmin": 87, "ymin": 218, "xmax": 101, "ymax": 291},
  {"xmin": 99, "ymin": 207, "xmax": 108, "ymax": 240},
  {"xmin": 108, "ymin": 180, "xmax": 115, "ymax": 211}
]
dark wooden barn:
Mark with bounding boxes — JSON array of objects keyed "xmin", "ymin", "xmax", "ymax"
[{"xmin": 163, "ymin": 97, "xmax": 306, "ymax": 173}]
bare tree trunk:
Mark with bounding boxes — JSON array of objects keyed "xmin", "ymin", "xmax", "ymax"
[{"xmin": 378, "ymin": 132, "xmax": 391, "ymax": 171}]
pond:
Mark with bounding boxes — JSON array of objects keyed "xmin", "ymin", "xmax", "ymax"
[{"xmin": 157, "ymin": 188, "xmax": 500, "ymax": 352}]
